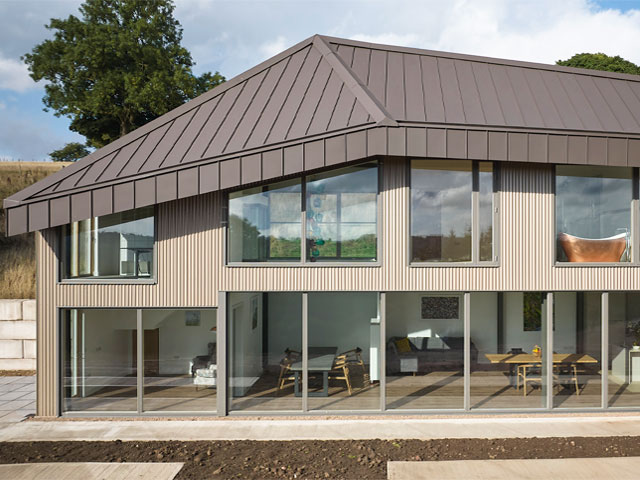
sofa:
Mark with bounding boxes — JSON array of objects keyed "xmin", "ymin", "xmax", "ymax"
[{"xmin": 386, "ymin": 336, "xmax": 478, "ymax": 374}]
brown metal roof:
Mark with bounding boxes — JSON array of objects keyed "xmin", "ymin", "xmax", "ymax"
[{"xmin": 5, "ymin": 34, "xmax": 640, "ymax": 235}]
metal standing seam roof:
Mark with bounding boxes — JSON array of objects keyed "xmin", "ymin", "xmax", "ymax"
[{"xmin": 5, "ymin": 34, "xmax": 640, "ymax": 236}]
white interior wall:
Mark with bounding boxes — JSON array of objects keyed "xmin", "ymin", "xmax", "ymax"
[
  {"xmin": 553, "ymin": 292, "xmax": 577, "ymax": 353},
  {"xmin": 229, "ymin": 293, "xmax": 263, "ymax": 395},
  {"xmin": 583, "ymin": 292, "xmax": 602, "ymax": 360},
  {"xmin": 143, "ymin": 309, "xmax": 217, "ymax": 375},
  {"xmin": 469, "ymin": 292, "xmax": 498, "ymax": 363},
  {"xmin": 307, "ymin": 292, "xmax": 377, "ymax": 363},
  {"xmin": 267, "ymin": 293, "xmax": 302, "ymax": 365}
]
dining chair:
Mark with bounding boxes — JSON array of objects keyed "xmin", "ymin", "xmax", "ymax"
[
  {"xmin": 329, "ymin": 347, "xmax": 369, "ymax": 396},
  {"xmin": 554, "ymin": 363, "xmax": 580, "ymax": 395},
  {"xmin": 517, "ymin": 364, "xmax": 542, "ymax": 396},
  {"xmin": 277, "ymin": 348, "xmax": 301, "ymax": 391}
]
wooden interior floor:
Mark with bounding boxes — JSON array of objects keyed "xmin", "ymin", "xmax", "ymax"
[{"xmin": 63, "ymin": 370, "xmax": 640, "ymax": 413}]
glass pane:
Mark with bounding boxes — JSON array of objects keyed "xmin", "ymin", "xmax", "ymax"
[
  {"xmin": 411, "ymin": 160, "xmax": 472, "ymax": 262},
  {"xmin": 479, "ymin": 162, "xmax": 494, "ymax": 262},
  {"xmin": 306, "ymin": 163, "xmax": 378, "ymax": 262},
  {"xmin": 470, "ymin": 292, "xmax": 548, "ymax": 410},
  {"xmin": 553, "ymin": 293, "xmax": 601, "ymax": 408},
  {"xmin": 62, "ymin": 309, "xmax": 137, "ymax": 412},
  {"xmin": 307, "ymin": 292, "xmax": 380, "ymax": 410},
  {"xmin": 556, "ymin": 165, "xmax": 632, "ymax": 262},
  {"xmin": 228, "ymin": 293, "xmax": 302, "ymax": 411},
  {"xmin": 63, "ymin": 207, "xmax": 154, "ymax": 278},
  {"xmin": 228, "ymin": 180, "xmax": 301, "ymax": 262},
  {"xmin": 386, "ymin": 293, "xmax": 464, "ymax": 410},
  {"xmin": 142, "ymin": 309, "xmax": 217, "ymax": 412},
  {"xmin": 609, "ymin": 292, "xmax": 640, "ymax": 407}
]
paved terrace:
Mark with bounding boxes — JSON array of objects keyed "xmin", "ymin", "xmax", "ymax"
[
  {"xmin": 2, "ymin": 414, "xmax": 640, "ymax": 442},
  {"xmin": 0, "ymin": 376, "xmax": 35, "ymax": 424}
]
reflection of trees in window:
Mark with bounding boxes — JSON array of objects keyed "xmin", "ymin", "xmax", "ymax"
[
  {"xmin": 523, "ymin": 292, "xmax": 543, "ymax": 331},
  {"xmin": 306, "ymin": 164, "xmax": 377, "ymax": 262}
]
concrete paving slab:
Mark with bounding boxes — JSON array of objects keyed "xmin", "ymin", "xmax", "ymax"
[
  {"xmin": 0, "ymin": 391, "xmax": 28, "ymax": 401},
  {"xmin": 0, "ymin": 400, "xmax": 32, "ymax": 411},
  {"xmin": 0, "ymin": 462, "xmax": 183, "ymax": 480},
  {"xmin": 3, "ymin": 415, "xmax": 640, "ymax": 441},
  {"xmin": 0, "ymin": 410, "xmax": 33, "ymax": 423},
  {"xmin": 387, "ymin": 457, "xmax": 640, "ymax": 479}
]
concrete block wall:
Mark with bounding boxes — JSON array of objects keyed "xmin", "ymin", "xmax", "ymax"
[{"xmin": 0, "ymin": 300, "xmax": 36, "ymax": 370}]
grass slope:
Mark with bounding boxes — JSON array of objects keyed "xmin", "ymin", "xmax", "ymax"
[{"xmin": 0, "ymin": 162, "xmax": 70, "ymax": 298}]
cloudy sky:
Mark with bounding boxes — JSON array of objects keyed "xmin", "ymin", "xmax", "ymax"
[{"xmin": 1, "ymin": 0, "xmax": 640, "ymax": 161}]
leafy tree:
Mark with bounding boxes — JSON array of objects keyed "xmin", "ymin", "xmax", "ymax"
[
  {"xmin": 49, "ymin": 142, "xmax": 91, "ymax": 162},
  {"xmin": 557, "ymin": 53, "xmax": 640, "ymax": 75},
  {"xmin": 23, "ymin": 0, "xmax": 225, "ymax": 149}
]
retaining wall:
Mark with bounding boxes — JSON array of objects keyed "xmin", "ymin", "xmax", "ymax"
[{"xmin": 0, "ymin": 299, "xmax": 36, "ymax": 370}]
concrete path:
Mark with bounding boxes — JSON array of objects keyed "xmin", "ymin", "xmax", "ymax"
[
  {"xmin": 387, "ymin": 457, "xmax": 640, "ymax": 479},
  {"xmin": 3, "ymin": 415, "xmax": 640, "ymax": 441},
  {"xmin": 0, "ymin": 376, "xmax": 35, "ymax": 424},
  {"xmin": 0, "ymin": 462, "xmax": 183, "ymax": 480}
]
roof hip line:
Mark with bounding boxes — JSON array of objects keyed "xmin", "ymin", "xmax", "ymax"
[{"xmin": 312, "ymin": 35, "xmax": 397, "ymax": 127}]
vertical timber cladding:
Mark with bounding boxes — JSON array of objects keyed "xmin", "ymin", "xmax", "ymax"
[{"xmin": 36, "ymin": 230, "xmax": 58, "ymax": 417}]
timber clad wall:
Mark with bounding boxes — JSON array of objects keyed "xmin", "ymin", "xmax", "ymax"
[{"xmin": 35, "ymin": 158, "xmax": 640, "ymax": 416}]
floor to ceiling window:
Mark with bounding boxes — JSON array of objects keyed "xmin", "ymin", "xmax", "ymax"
[
  {"xmin": 609, "ymin": 292, "xmax": 640, "ymax": 408},
  {"xmin": 62, "ymin": 309, "xmax": 138, "ymax": 412},
  {"xmin": 470, "ymin": 292, "xmax": 549, "ymax": 410},
  {"xmin": 228, "ymin": 293, "xmax": 303, "ymax": 412},
  {"xmin": 386, "ymin": 292, "xmax": 464, "ymax": 410},
  {"xmin": 552, "ymin": 292, "xmax": 602, "ymax": 409}
]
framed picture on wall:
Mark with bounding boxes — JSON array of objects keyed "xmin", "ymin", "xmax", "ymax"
[
  {"xmin": 251, "ymin": 296, "xmax": 258, "ymax": 330},
  {"xmin": 421, "ymin": 295, "xmax": 460, "ymax": 320}
]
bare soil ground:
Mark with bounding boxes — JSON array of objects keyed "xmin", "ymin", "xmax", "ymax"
[{"xmin": 1, "ymin": 437, "xmax": 639, "ymax": 479}]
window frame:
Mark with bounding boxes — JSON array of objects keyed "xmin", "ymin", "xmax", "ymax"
[
  {"xmin": 408, "ymin": 159, "xmax": 500, "ymax": 267},
  {"xmin": 58, "ymin": 206, "xmax": 158, "ymax": 284},
  {"xmin": 225, "ymin": 160, "xmax": 382, "ymax": 267},
  {"xmin": 553, "ymin": 165, "xmax": 640, "ymax": 267}
]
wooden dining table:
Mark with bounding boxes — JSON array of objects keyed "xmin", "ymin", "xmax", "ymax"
[
  {"xmin": 485, "ymin": 353, "xmax": 598, "ymax": 365},
  {"xmin": 485, "ymin": 353, "xmax": 598, "ymax": 388}
]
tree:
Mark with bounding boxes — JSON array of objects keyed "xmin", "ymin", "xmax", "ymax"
[
  {"xmin": 49, "ymin": 142, "xmax": 91, "ymax": 162},
  {"xmin": 557, "ymin": 53, "xmax": 640, "ymax": 75},
  {"xmin": 23, "ymin": 0, "xmax": 225, "ymax": 149}
]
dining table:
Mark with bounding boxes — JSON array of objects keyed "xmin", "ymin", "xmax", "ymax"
[
  {"xmin": 484, "ymin": 353, "xmax": 598, "ymax": 387},
  {"xmin": 289, "ymin": 346, "xmax": 338, "ymax": 397}
]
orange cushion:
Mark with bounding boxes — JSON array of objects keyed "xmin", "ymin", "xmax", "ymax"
[{"xmin": 395, "ymin": 337, "xmax": 412, "ymax": 354}]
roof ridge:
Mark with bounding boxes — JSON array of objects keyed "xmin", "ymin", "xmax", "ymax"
[
  {"xmin": 312, "ymin": 35, "xmax": 397, "ymax": 126},
  {"xmin": 321, "ymin": 35, "xmax": 640, "ymax": 83}
]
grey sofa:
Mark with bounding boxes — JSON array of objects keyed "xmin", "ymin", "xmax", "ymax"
[{"xmin": 386, "ymin": 336, "xmax": 478, "ymax": 374}]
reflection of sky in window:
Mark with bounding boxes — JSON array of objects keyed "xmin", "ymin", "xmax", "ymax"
[
  {"xmin": 556, "ymin": 172, "xmax": 631, "ymax": 239},
  {"xmin": 229, "ymin": 182, "xmax": 301, "ymax": 239},
  {"xmin": 98, "ymin": 212, "xmax": 154, "ymax": 247},
  {"xmin": 411, "ymin": 168, "xmax": 471, "ymax": 237},
  {"xmin": 306, "ymin": 165, "xmax": 377, "ymax": 194}
]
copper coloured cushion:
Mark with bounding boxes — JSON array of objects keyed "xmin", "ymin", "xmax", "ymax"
[{"xmin": 558, "ymin": 232, "xmax": 626, "ymax": 262}]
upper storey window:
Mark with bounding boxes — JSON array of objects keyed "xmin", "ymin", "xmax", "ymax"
[
  {"xmin": 227, "ymin": 161, "xmax": 379, "ymax": 264},
  {"xmin": 228, "ymin": 179, "xmax": 302, "ymax": 262},
  {"xmin": 306, "ymin": 163, "xmax": 377, "ymax": 262},
  {"xmin": 556, "ymin": 165, "xmax": 632, "ymax": 263},
  {"xmin": 62, "ymin": 207, "xmax": 154, "ymax": 280},
  {"xmin": 411, "ymin": 160, "xmax": 495, "ymax": 264}
]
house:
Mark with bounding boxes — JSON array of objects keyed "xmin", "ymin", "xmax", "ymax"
[{"xmin": 5, "ymin": 34, "xmax": 640, "ymax": 417}]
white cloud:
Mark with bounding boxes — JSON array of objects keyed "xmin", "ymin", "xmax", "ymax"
[
  {"xmin": 0, "ymin": 54, "xmax": 37, "ymax": 93},
  {"xmin": 259, "ymin": 35, "xmax": 289, "ymax": 60}
]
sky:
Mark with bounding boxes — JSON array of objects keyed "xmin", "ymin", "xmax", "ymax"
[{"xmin": 1, "ymin": 0, "xmax": 640, "ymax": 161}]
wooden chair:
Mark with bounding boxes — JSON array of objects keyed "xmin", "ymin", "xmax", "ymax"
[
  {"xmin": 517, "ymin": 364, "xmax": 542, "ymax": 396},
  {"xmin": 329, "ymin": 347, "xmax": 369, "ymax": 395},
  {"xmin": 277, "ymin": 348, "xmax": 301, "ymax": 391},
  {"xmin": 554, "ymin": 363, "xmax": 580, "ymax": 395}
]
